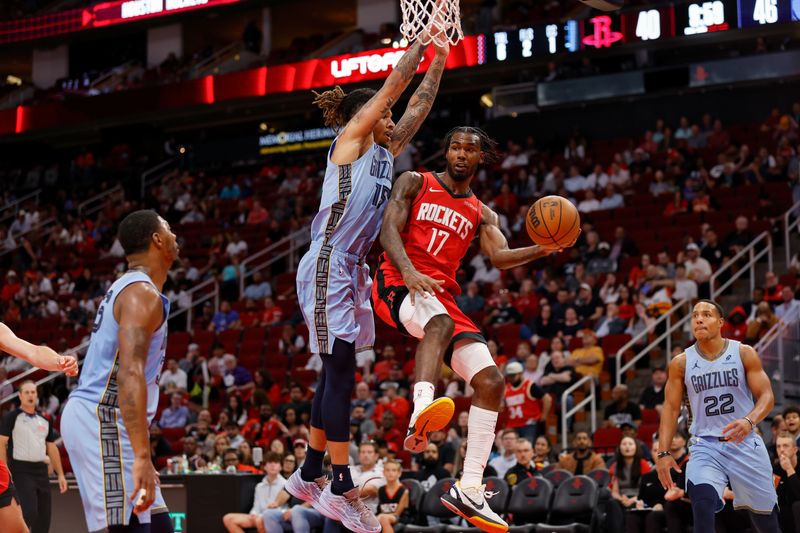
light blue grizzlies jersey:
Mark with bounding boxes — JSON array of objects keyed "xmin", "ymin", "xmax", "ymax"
[
  {"xmin": 69, "ymin": 271, "xmax": 169, "ymax": 424},
  {"xmin": 684, "ymin": 339, "xmax": 754, "ymax": 437},
  {"xmin": 309, "ymin": 138, "xmax": 394, "ymax": 258}
]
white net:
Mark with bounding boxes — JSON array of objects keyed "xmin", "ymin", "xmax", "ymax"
[{"xmin": 399, "ymin": 0, "xmax": 463, "ymax": 47}]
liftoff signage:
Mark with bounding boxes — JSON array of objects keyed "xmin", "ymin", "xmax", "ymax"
[{"xmin": 330, "ymin": 50, "xmax": 409, "ymax": 79}]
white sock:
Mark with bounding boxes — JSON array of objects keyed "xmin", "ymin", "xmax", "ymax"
[
  {"xmin": 410, "ymin": 381, "xmax": 435, "ymax": 422},
  {"xmin": 461, "ymin": 405, "xmax": 498, "ymax": 488}
]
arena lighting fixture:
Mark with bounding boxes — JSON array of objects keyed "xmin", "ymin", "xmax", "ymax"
[
  {"xmin": 479, "ymin": 92, "xmax": 494, "ymax": 108},
  {"xmin": 381, "ymin": 37, "xmax": 392, "ymax": 44},
  {"xmin": 6, "ymin": 75, "xmax": 22, "ymax": 86},
  {"xmin": 259, "ymin": 122, "xmax": 268, "ymax": 131}
]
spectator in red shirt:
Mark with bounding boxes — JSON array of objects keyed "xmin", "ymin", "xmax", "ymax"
[
  {"xmin": 707, "ymin": 119, "xmax": 731, "ymax": 151},
  {"xmin": 721, "ymin": 305, "xmax": 748, "ymax": 342},
  {"xmin": 663, "ymin": 191, "xmax": 688, "ymax": 217},
  {"xmin": 1, "ymin": 270, "xmax": 21, "ymax": 301},
  {"xmin": 764, "ymin": 271, "xmax": 784, "ymax": 303},
  {"xmin": 493, "ymin": 183, "xmax": 519, "ymax": 217},
  {"xmin": 373, "ymin": 345, "xmax": 398, "ymax": 382},
  {"xmin": 373, "ymin": 381, "xmax": 410, "ymax": 425},
  {"xmin": 246, "ymin": 200, "xmax": 269, "ymax": 225},
  {"xmin": 259, "ymin": 296, "xmax": 283, "ymax": 326},
  {"xmin": 372, "ymin": 410, "xmax": 405, "ymax": 452}
]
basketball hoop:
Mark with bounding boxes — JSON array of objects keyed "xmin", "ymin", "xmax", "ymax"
[{"xmin": 399, "ymin": 0, "xmax": 463, "ymax": 47}]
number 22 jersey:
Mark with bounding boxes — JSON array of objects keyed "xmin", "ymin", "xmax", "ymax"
[
  {"xmin": 377, "ymin": 172, "xmax": 482, "ymax": 295},
  {"xmin": 684, "ymin": 339, "xmax": 754, "ymax": 437}
]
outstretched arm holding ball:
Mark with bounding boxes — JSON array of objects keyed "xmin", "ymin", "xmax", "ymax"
[{"xmin": 479, "ymin": 205, "xmax": 576, "ymax": 269}]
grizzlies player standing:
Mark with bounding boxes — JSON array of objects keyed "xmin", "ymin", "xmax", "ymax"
[
  {"xmin": 62, "ymin": 210, "xmax": 179, "ymax": 533},
  {"xmin": 285, "ymin": 35, "xmax": 450, "ymax": 533},
  {"xmin": 657, "ymin": 300, "xmax": 780, "ymax": 532}
]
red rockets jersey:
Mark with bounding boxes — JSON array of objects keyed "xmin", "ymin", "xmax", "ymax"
[
  {"xmin": 504, "ymin": 380, "xmax": 543, "ymax": 427},
  {"xmin": 378, "ymin": 172, "xmax": 482, "ymax": 295}
]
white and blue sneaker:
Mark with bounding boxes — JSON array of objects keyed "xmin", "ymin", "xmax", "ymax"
[
  {"xmin": 285, "ymin": 469, "xmax": 329, "ymax": 508},
  {"xmin": 440, "ymin": 481, "xmax": 508, "ymax": 533},
  {"xmin": 316, "ymin": 484, "xmax": 381, "ymax": 533}
]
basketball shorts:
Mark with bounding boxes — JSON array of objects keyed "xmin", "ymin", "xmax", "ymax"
[
  {"xmin": 372, "ymin": 270, "xmax": 493, "ymax": 382},
  {"xmin": 297, "ymin": 242, "xmax": 375, "ymax": 355},
  {"xmin": 686, "ymin": 433, "xmax": 777, "ymax": 514},
  {"xmin": 0, "ymin": 483, "xmax": 17, "ymax": 509},
  {"xmin": 61, "ymin": 397, "xmax": 168, "ymax": 532}
]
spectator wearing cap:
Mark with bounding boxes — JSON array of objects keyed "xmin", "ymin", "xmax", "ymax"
[
  {"xmin": 684, "ymin": 242, "xmax": 712, "ymax": 298},
  {"xmin": 639, "ymin": 367, "xmax": 667, "ymax": 415},
  {"xmin": 503, "ymin": 361, "xmax": 551, "ymax": 444},
  {"xmin": 373, "ymin": 381, "xmax": 410, "ymax": 425},
  {"xmin": 567, "ymin": 330, "xmax": 604, "ymax": 381},
  {"xmin": 776, "ymin": 286, "xmax": 800, "ymax": 320},
  {"xmin": 575, "ymin": 284, "xmax": 604, "ymax": 323},
  {"xmin": 160, "ymin": 358, "xmax": 188, "ymax": 392},
  {"xmin": 293, "ymin": 438, "xmax": 308, "ymax": 467},
  {"xmin": 604, "ymin": 385, "xmax": 642, "ymax": 428},
  {"xmin": 586, "ymin": 242, "xmax": 617, "ymax": 275}
]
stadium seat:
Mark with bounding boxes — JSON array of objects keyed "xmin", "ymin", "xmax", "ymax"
[
  {"xmin": 507, "ymin": 477, "xmax": 553, "ymax": 532},
  {"xmin": 534, "ymin": 476, "xmax": 599, "ymax": 533},
  {"xmin": 641, "ymin": 408, "xmax": 659, "ymax": 424},
  {"xmin": 161, "ymin": 427, "xmax": 186, "ymax": 442},
  {"xmin": 637, "ymin": 424, "xmax": 659, "ymax": 442},
  {"xmin": 586, "ymin": 469, "xmax": 610, "ymax": 489},
  {"xmin": 401, "ymin": 478, "xmax": 425, "ymax": 523},
  {"xmin": 543, "ymin": 469, "xmax": 573, "ymax": 489},
  {"xmin": 403, "ymin": 478, "xmax": 457, "ymax": 533}
]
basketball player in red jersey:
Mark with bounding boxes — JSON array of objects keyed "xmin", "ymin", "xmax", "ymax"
[
  {"xmin": 373, "ymin": 127, "xmax": 577, "ymax": 532},
  {"xmin": 0, "ymin": 322, "xmax": 78, "ymax": 532}
]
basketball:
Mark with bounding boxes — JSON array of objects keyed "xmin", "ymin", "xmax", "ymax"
[{"xmin": 526, "ymin": 196, "xmax": 581, "ymax": 248}]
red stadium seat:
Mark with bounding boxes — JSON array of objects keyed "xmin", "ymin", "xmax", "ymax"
[
  {"xmin": 592, "ymin": 427, "xmax": 622, "ymax": 451},
  {"xmin": 161, "ymin": 427, "xmax": 186, "ymax": 442},
  {"xmin": 637, "ymin": 424, "xmax": 659, "ymax": 442},
  {"xmin": 641, "ymin": 408, "xmax": 660, "ymax": 424}
]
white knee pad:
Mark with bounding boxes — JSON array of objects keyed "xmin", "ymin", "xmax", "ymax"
[
  {"xmin": 399, "ymin": 293, "xmax": 449, "ymax": 338},
  {"xmin": 451, "ymin": 341, "xmax": 496, "ymax": 385}
]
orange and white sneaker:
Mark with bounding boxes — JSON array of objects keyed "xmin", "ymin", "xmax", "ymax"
[
  {"xmin": 440, "ymin": 481, "xmax": 509, "ymax": 533},
  {"xmin": 403, "ymin": 397, "xmax": 455, "ymax": 453}
]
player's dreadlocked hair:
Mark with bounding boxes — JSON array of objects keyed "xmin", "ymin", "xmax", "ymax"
[
  {"xmin": 312, "ymin": 86, "xmax": 377, "ymax": 131},
  {"xmin": 442, "ymin": 126, "xmax": 501, "ymax": 164}
]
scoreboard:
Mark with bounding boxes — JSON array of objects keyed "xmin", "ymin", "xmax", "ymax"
[{"xmin": 486, "ymin": 0, "xmax": 798, "ymax": 61}]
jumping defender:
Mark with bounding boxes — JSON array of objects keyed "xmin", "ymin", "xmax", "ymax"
[{"xmin": 286, "ymin": 34, "xmax": 450, "ymax": 533}]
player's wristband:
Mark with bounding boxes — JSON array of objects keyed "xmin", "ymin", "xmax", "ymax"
[
  {"xmin": 656, "ymin": 451, "xmax": 672, "ymax": 459},
  {"xmin": 743, "ymin": 416, "xmax": 755, "ymax": 429}
]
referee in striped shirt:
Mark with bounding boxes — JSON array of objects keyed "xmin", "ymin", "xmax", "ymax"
[{"xmin": 0, "ymin": 380, "xmax": 67, "ymax": 533}]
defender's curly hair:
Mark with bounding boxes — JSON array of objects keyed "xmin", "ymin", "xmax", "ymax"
[
  {"xmin": 442, "ymin": 126, "xmax": 501, "ymax": 164},
  {"xmin": 312, "ymin": 86, "xmax": 377, "ymax": 131}
]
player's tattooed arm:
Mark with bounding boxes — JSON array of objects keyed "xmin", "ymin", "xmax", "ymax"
[
  {"xmin": 335, "ymin": 42, "xmax": 428, "ymax": 164},
  {"xmin": 115, "ymin": 283, "xmax": 164, "ymax": 461},
  {"xmin": 389, "ymin": 46, "xmax": 448, "ymax": 157},
  {"xmin": 380, "ymin": 172, "xmax": 444, "ymax": 303},
  {"xmin": 380, "ymin": 172, "xmax": 423, "ymax": 275},
  {"xmin": 478, "ymin": 205, "xmax": 560, "ymax": 269}
]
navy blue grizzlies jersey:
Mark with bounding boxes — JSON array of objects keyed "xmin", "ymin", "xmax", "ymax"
[{"xmin": 684, "ymin": 339, "xmax": 754, "ymax": 437}]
